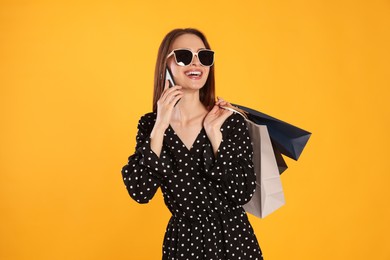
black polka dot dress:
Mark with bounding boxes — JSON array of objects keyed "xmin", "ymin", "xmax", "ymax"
[{"xmin": 122, "ymin": 112, "xmax": 263, "ymax": 260}]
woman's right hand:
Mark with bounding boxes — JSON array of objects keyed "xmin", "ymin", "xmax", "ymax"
[{"xmin": 155, "ymin": 80, "xmax": 183, "ymax": 131}]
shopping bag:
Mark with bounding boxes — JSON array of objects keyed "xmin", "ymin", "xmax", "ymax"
[
  {"xmin": 222, "ymin": 106, "xmax": 285, "ymax": 218},
  {"xmin": 231, "ymin": 103, "xmax": 311, "ymax": 161},
  {"xmin": 244, "ymin": 122, "xmax": 285, "ymax": 218}
]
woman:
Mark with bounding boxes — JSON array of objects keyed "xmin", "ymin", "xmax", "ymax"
[{"xmin": 122, "ymin": 28, "xmax": 263, "ymax": 260}]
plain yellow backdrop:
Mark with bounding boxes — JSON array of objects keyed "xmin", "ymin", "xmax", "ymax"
[{"xmin": 1, "ymin": 0, "xmax": 389, "ymax": 259}]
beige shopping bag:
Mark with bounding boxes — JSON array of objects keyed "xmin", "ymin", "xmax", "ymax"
[{"xmin": 222, "ymin": 106, "xmax": 285, "ymax": 218}]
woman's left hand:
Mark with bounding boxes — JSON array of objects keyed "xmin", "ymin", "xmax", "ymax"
[{"xmin": 203, "ymin": 97, "xmax": 234, "ymax": 134}]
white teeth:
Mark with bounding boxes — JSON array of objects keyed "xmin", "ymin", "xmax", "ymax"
[{"xmin": 186, "ymin": 71, "xmax": 201, "ymax": 76}]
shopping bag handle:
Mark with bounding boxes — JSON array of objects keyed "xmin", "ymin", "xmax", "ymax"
[{"xmin": 220, "ymin": 105, "xmax": 249, "ymax": 120}]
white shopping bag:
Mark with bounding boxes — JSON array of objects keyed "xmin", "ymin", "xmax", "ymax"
[
  {"xmin": 222, "ymin": 106, "xmax": 285, "ymax": 218},
  {"xmin": 243, "ymin": 121, "xmax": 285, "ymax": 218}
]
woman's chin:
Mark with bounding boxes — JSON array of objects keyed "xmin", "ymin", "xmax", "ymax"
[{"xmin": 185, "ymin": 80, "xmax": 207, "ymax": 90}]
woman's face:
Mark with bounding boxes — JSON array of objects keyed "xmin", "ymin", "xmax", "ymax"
[{"xmin": 167, "ymin": 34, "xmax": 210, "ymax": 91}]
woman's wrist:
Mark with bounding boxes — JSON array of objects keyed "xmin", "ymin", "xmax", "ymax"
[
  {"xmin": 204, "ymin": 124, "xmax": 220, "ymax": 135},
  {"xmin": 152, "ymin": 122, "xmax": 168, "ymax": 134},
  {"xmin": 150, "ymin": 124, "xmax": 166, "ymax": 143},
  {"xmin": 150, "ymin": 124, "xmax": 167, "ymax": 158},
  {"xmin": 206, "ymin": 129, "xmax": 223, "ymax": 156}
]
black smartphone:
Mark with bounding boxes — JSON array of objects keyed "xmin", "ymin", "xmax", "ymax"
[{"xmin": 165, "ymin": 68, "xmax": 180, "ymax": 106}]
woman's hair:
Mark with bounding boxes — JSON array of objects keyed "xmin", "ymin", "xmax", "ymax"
[{"xmin": 152, "ymin": 28, "xmax": 215, "ymax": 112}]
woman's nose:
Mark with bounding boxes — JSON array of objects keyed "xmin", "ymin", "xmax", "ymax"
[{"xmin": 191, "ymin": 54, "xmax": 201, "ymax": 66}]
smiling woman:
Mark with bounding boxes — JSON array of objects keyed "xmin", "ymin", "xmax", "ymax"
[{"xmin": 121, "ymin": 28, "xmax": 263, "ymax": 260}]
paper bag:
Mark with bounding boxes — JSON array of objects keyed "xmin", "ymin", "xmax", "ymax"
[
  {"xmin": 243, "ymin": 121, "xmax": 285, "ymax": 218},
  {"xmin": 222, "ymin": 106, "xmax": 285, "ymax": 218}
]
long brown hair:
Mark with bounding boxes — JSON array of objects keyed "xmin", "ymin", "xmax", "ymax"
[{"xmin": 152, "ymin": 28, "xmax": 215, "ymax": 112}]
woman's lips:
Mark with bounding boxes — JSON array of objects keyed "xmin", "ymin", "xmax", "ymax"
[{"xmin": 185, "ymin": 70, "xmax": 203, "ymax": 80}]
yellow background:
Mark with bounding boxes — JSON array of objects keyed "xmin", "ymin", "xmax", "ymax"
[{"xmin": 1, "ymin": 0, "xmax": 389, "ymax": 259}]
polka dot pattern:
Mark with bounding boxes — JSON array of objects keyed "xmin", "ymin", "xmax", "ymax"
[{"xmin": 122, "ymin": 112, "xmax": 263, "ymax": 260}]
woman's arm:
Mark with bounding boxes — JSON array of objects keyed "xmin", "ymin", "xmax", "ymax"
[
  {"xmin": 150, "ymin": 82, "xmax": 183, "ymax": 157},
  {"xmin": 121, "ymin": 114, "xmax": 170, "ymax": 204},
  {"xmin": 204, "ymin": 97, "xmax": 233, "ymax": 157},
  {"xmin": 203, "ymin": 113, "xmax": 256, "ymax": 206},
  {"xmin": 205, "ymin": 129, "xmax": 223, "ymax": 157},
  {"xmin": 150, "ymin": 124, "xmax": 166, "ymax": 158},
  {"xmin": 122, "ymin": 82, "xmax": 183, "ymax": 203}
]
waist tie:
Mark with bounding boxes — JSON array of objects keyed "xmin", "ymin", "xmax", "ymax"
[{"xmin": 172, "ymin": 205, "xmax": 245, "ymax": 223}]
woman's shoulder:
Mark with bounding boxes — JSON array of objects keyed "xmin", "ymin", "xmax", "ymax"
[
  {"xmin": 225, "ymin": 111, "xmax": 246, "ymax": 127},
  {"xmin": 139, "ymin": 111, "xmax": 156, "ymax": 121},
  {"xmin": 137, "ymin": 111, "xmax": 157, "ymax": 129},
  {"xmin": 221, "ymin": 111, "xmax": 247, "ymax": 137}
]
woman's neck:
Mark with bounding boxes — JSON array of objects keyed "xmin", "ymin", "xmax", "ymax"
[{"xmin": 171, "ymin": 90, "xmax": 208, "ymax": 125}]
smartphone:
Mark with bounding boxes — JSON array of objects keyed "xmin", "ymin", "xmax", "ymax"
[
  {"xmin": 165, "ymin": 67, "xmax": 175, "ymax": 87},
  {"xmin": 165, "ymin": 68, "xmax": 180, "ymax": 106}
]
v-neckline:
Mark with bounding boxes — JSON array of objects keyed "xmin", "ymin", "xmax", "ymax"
[{"xmin": 168, "ymin": 124, "xmax": 205, "ymax": 153}]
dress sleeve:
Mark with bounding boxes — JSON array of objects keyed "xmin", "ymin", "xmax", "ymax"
[
  {"xmin": 203, "ymin": 114, "xmax": 256, "ymax": 206},
  {"xmin": 121, "ymin": 113, "xmax": 170, "ymax": 204}
]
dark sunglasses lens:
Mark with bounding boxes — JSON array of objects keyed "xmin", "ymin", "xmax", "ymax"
[
  {"xmin": 199, "ymin": 50, "xmax": 214, "ymax": 66},
  {"xmin": 174, "ymin": 50, "xmax": 193, "ymax": 66}
]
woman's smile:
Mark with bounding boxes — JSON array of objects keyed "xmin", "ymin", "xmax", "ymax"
[{"xmin": 184, "ymin": 69, "xmax": 203, "ymax": 80}]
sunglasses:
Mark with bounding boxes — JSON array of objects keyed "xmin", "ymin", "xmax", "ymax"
[{"xmin": 167, "ymin": 48, "xmax": 215, "ymax": 67}]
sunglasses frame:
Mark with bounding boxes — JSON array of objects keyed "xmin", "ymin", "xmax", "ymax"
[{"xmin": 166, "ymin": 48, "xmax": 215, "ymax": 67}]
